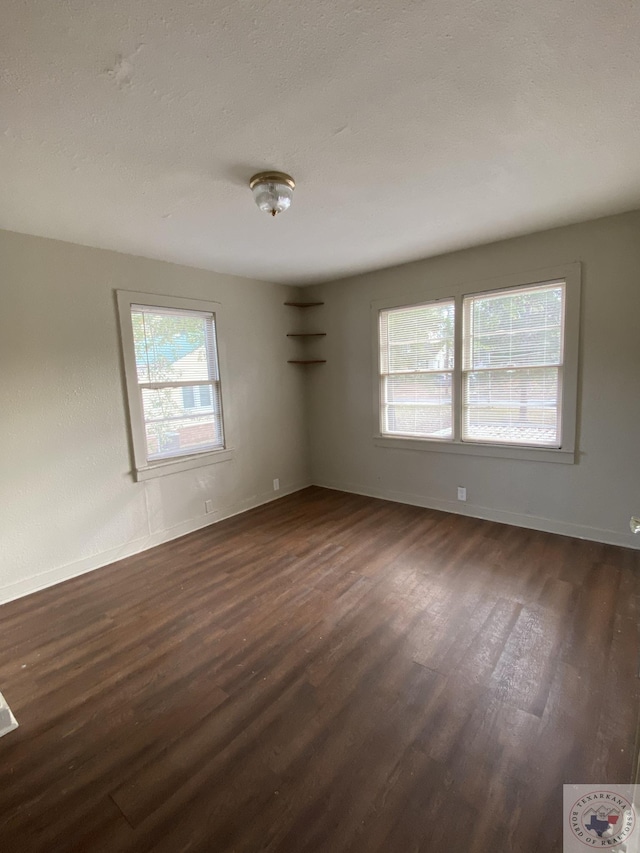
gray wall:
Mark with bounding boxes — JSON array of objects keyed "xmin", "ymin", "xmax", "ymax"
[
  {"xmin": 0, "ymin": 230, "xmax": 311, "ymax": 603},
  {"xmin": 2, "ymin": 211, "xmax": 638, "ymax": 605},
  {"xmin": 306, "ymin": 211, "xmax": 640, "ymax": 549}
]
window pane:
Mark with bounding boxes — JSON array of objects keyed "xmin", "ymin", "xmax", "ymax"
[
  {"xmin": 141, "ymin": 384, "xmax": 223, "ymax": 459},
  {"xmin": 132, "ymin": 309, "xmax": 212, "ymax": 383},
  {"xmin": 462, "ymin": 367, "xmax": 560, "ymax": 445},
  {"xmin": 381, "ymin": 301, "xmax": 455, "ymax": 373},
  {"xmin": 382, "ymin": 373, "xmax": 452, "ymax": 439},
  {"xmin": 463, "ymin": 283, "xmax": 564, "ymax": 370},
  {"xmin": 145, "ymin": 416, "xmax": 221, "ymax": 460}
]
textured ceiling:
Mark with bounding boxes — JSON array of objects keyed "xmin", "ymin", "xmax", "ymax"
[{"xmin": 2, "ymin": 0, "xmax": 640, "ymax": 283}]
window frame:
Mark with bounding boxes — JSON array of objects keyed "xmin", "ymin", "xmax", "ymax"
[
  {"xmin": 117, "ymin": 290, "xmax": 233, "ymax": 481},
  {"xmin": 372, "ymin": 263, "xmax": 581, "ymax": 464}
]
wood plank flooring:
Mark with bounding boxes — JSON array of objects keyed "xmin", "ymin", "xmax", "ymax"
[{"xmin": 0, "ymin": 486, "xmax": 638, "ymax": 852}]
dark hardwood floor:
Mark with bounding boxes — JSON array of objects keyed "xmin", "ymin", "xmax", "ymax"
[{"xmin": 0, "ymin": 487, "xmax": 638, "ymax": 852}]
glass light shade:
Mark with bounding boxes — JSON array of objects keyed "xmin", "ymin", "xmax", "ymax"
[{"xmin": 249, "ymin": 172, "xmax": 295, "ymax": 217}]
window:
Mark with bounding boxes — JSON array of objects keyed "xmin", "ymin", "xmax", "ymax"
[
  {"xmin": 375, "ymin": 265, "xmax": 580, "ymax": 461},
  {"xmin": 379, "ymin": 299, "xmax": 455, "ymax": 439},
  {"xmin": 117, "ymin": 291, "xmax": 230, "ymax": 480},
  {"xmin": 462, "ymin": 282, "xmax": 565, "ymax": 446}
]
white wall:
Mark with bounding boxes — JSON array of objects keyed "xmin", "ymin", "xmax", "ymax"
[
  {"xmin": 307, "ymin": 210, "xmax": 640, "ymax": 549},
  {"xmin": 0, "ymin": 229, "xmax": 311, "ymax": 603}
]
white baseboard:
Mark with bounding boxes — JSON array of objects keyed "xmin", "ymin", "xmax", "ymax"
[
  {"xmin": 312, "ymin": 478, "xmax": 640, "ymax": 551},
  {"xmin": 0, "ymin": 481, "xmax": 311, "ymax": 606},
  {"xmin": 3, "ymin": 476, "xmax": 635, "ymax": 607}
]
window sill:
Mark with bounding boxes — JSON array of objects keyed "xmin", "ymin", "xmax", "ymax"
[
  {"xmin": 134, "ymin": 448, "xmax": 234, "ymax": 481},
  {"xmin": 373, "ymin": 435, "xmax": 576, "ymax": 464}
]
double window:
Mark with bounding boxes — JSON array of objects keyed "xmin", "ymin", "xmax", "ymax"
[
  {"xmin": 377, "ymin": 266, "xmax": 580, "ymax": 459},
  {"xmin": 117, "ymin": 291, "xmax": 230, "ymax": 480}
]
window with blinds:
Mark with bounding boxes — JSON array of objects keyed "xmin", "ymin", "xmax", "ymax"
[
  {"xmin": 131, "ymin": 305, "xmax": 225, "ymax": 461},
  {"xmin": 462, "ymin": 281, "xmax": 565, "ymax": 446},
  {"xmin": 379, "ymin": 299, "xmax": 455, "ymax": 439},
  {"xmin": 377, "ymin": 276, "xmax": 572, "ymax": 452}
]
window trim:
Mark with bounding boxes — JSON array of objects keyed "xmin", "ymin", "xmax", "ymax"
[
  {"xmin": 371, "ymin": 263, "xmax": 581, "ymax": 464},
  {"xmin": 117, "ymin": 290, "xmax": 233, "ymax": 481}
]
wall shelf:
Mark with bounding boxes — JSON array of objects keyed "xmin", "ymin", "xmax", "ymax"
[
  {"xmin": 284, "ymin": 301, "xmax": 324, "ymax": 308},
  {"xmin": 285, "ymin": 301, "xmax": 326, "ymax": 364}
]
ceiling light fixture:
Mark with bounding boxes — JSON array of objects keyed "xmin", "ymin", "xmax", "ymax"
[{"xmin": 249, "ymin": 171, "xmax": 295, "ymax": 217}]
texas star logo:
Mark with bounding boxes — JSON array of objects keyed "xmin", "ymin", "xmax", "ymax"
[{"xmin": 570, "ymin": 790, "xmax": 635, "ymax": 847}]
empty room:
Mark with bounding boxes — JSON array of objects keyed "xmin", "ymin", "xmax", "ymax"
[{"xmin": 1, "ymin": 1, "xmax": 639, "ymax": 851}]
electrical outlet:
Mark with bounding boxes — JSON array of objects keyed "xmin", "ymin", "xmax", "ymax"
[
  {"xmin": 631, "ymin": 517, "xmax": 640, "ymax": 534},
  {"xmin": 273, "ymin": 478, "xmax": 280, "ymax": 491},
  {"xmin": 457, "ymin": 486, "xmax": 467, "ymax": 502},
  {"xmin": 204, "ymin": 499, "xmax": 214, "ymax": 514}
]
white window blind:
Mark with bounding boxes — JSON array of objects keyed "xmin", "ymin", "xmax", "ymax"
[
  {"xmin": 462, "ymin": 281, "xmax": 565, "ymax": 446},
  {"xmin": 131, "ymin": 305, "xmax": 225, "ymax": 461},
  {"xmin": 379, "ymin": 299, "xmax": 455, "ymax": 439}
]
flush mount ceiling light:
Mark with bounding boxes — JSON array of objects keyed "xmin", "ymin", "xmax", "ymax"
[{"xmin": 249, "ymin": 171, "xmax": 295, "ymax": 217}]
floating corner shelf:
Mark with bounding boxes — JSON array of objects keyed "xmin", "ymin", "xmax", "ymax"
[
  {"xmin": 285, "ymin": 300, "xmax": 326, "ymax": 364},
  {"xmin": 284, "ymin": 301, "xmax": 324, "ymax": 308}
]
